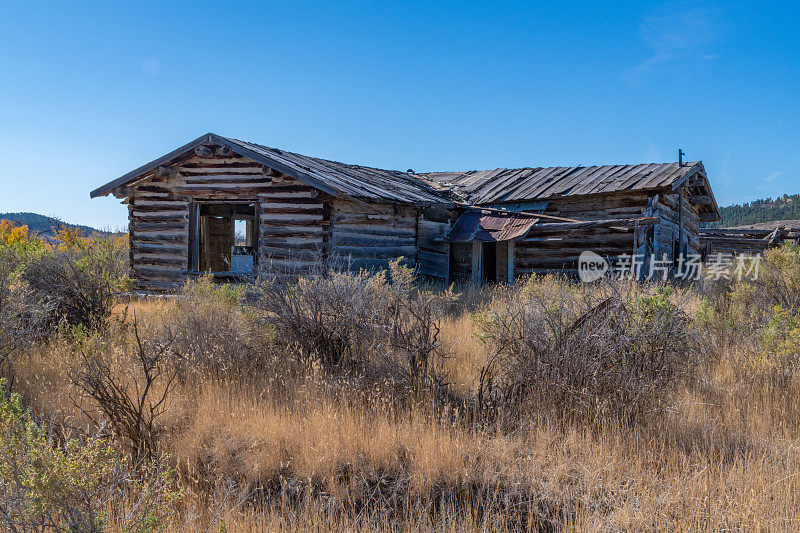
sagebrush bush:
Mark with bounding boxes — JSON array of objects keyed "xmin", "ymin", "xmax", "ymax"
[
  {"xmin": 0, "ymin": 224, "xmax": 130, "ymax": 333},
  {"xmin": 476, "ymin": 277, "xmax": 694, "ymax": 424},
  {"xmin": 256, "ymin": 268, "xmax": 394, "ymax": 368},
  {"xmin": 254, "ymin": 261, "xmax": 455, "ymax": 402},
  {"xmin": 143, "ymin": 276, "xmax": 272, "ymax": 377},
  {"xmin": 0, "ymin": 378, "xmax": 180, "ymax": 532},
  {"xmin": 22, "ymin": 238, "xmax": 129, "ymax": 331}
]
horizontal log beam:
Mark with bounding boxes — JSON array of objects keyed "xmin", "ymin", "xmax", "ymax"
[{"xmin": 527, "ymin": 217, "xmax": 660, "ymax": 234}]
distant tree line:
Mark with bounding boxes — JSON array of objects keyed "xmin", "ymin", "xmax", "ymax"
[{"xmin": 714, "ymin": 193, "xmax": 800, "ymax": 227}]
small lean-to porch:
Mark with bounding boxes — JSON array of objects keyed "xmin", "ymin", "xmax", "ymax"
[{"xmin": 444, "ymin": 210, "xmax": 537, "ymax": 286}]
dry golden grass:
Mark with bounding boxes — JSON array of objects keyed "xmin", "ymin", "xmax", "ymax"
[
  {"xmin": 110, "ymin": 296, "xmax": 172, "ymax": 324},
  {"xmin": 438, "ymin": 313, "xmax": 488, "ymax": 395},
  {"xmin": 9, "ymin": 275, "xmax": 800, "ymax": 531}
]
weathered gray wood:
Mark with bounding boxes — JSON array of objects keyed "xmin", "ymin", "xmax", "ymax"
[
  {"xmin": 194, "ymin": 145, "xmax": 215, "ymax": 158},
  {"xmin": 471, "ymin": 241, "xmax": 481, "ymax": 286},
  {"xmin": 528, "ymin": 217, "xmax": 659, "ymax": 234}
]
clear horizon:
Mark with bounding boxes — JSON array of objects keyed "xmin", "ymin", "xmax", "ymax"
[{"xmin": 1, "ymin": 1, "xmax": 798, "ymax": 229}]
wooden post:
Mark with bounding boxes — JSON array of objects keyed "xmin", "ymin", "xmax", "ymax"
[
  {"xmin": 677, "ymin": 186, "xmax": 685, "ymax": 275},
  {"xmin": 188, "ymin": 200, "xmax": 198, "ymax": 271},
  {"xmin": 253, "ymin": 201, "xmax": 261, "ymax": 272},
  {"xmin": 471, "ymin": 241, "xmax": 482, "ymax": 286},
  {"xmin": 507, "ymin": 241, "xmax": 515, "ymax": 284}
]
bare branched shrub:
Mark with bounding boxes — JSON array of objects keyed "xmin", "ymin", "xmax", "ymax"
[
  {"xmin": 385, "ymin": 263, "xmax": 459, "ymax": 400},
  {"xmin": 477, "ymin": 277, "xmax": 694, "ymax": 424},
  {"xmin": 73, "ymin": 320, "xmax": 176, "ymax": 462},
  {"xmin": 254, "ymin": 261, "xmax": 454, "ymax": 403},
  {"xmin": 255, "ymin": 268, "xmax": 394, "ymax": 368}
]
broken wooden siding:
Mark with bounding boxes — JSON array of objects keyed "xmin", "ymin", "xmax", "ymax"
[
  {"xmin": 699, "ymin": 227, "xmax": 800, "ymax": 256},
  {"xmin": 652, "ymin": 189, "xmax": 701, "ymax": 260},
  {"xmin": 449, "ymin": 243, "xmax": 473, "ymax": 282},
  {"xmin": 513, "ymin": 193, "xmax": 647, "ymax": 276}
]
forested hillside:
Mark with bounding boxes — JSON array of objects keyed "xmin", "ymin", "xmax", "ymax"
[
  {"xmin": 0, "ymin": 212, "xmax": 100, "ymax": 236},
  {"xmin": 717, "ymin": 194, "xmax": 800, "ymax": 227}
]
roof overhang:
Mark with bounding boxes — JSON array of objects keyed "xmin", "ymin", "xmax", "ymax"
[{"xmin": 90, "ymin": 132, "xmax": 353, "ymax": 200}]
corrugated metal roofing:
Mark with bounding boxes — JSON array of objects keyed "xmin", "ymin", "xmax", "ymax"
[
  {"xmin": 445, "ymin": 211, "xmax": 538, "ymax": 242},
  {"xmin": 421, "ymin": 162, "xmax": 705, "ymax": 205}
]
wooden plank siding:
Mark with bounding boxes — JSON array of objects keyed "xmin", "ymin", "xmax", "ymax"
[
  {"xmin": 655, "ymin": 190, "xmax": 701, "ymax": 257},
  {"xmin": 417, "ymin": 219, "xmax": 450, "ymax": 279}
]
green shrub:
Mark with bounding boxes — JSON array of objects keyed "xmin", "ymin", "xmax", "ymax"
[
  {"xmin": 0, "ymin": 379, "xmax": 180, "ymax": 532},
  {"xmin": 758, "ymin": 245, "xmax": 800, "ymax": 311},
  {"xmin": 0, "ymin": 377, "xmax": 121, "ymax": 531},
  {"xmin": 760, "ymin": 305, "xmax": 800, "ymax": 362}
]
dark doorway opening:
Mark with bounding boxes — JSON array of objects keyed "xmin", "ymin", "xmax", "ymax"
[
  {"xmin": 191, "ymin": 202, "xmax": 257, "ymax": 274},
  {"xmin": 482, "ymin": 242, "xmax": 497, "ymax": 284}
]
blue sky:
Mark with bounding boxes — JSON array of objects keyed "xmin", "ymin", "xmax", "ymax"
[{"xmin": 1, "ymin": 0, "xmax": 798, "ymax": 229}]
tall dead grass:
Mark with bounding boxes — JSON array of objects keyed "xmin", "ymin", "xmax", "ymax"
[{"xmin": 7, "ymin": 248, "xmax": 800, "ymax": 530}]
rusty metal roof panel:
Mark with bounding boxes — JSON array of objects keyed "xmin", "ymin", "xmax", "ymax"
[{"xmin": 444, "ymin": 212, "xmax": 538, "ymax": 242}]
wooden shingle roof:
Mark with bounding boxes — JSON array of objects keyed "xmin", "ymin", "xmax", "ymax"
[
  {"xmin": 422, "ymin": 161, "xmax": 720, "ymax": 221},
  {"xmin": 421, "ymin": 162, "xmax": 705, "ymax": 203}
]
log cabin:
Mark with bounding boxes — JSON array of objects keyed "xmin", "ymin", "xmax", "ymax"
[
  {"xmin": 91, "ymin": 133, "xmax": 721, "ymax": 291},
  {"xmin": 90, "ymin": 133, "xmax": 453, "ymax": 292}
]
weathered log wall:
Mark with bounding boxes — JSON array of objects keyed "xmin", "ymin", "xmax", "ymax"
[
  {"xmin": 258, "ymin": 178, "xmax": 328, "ymax": 276},
  {"xmin": 513, "ymin": 193, "xmax": 648, "ymax": 277},
  {"xmin": 127, "ymin": 152, "xmax": 432, "ymax": 291},
  {"xmin": 509, "ymin": 191, "xmax": 704, "ymax": 278},
  {"xmin": 128, "ymin": 178, "xmax": 191, "ymax": 292},
  {"xmin": 329, "ymin": 199, "xmax": 419, "ymax": 271}
]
